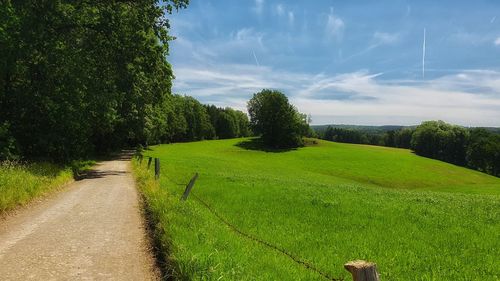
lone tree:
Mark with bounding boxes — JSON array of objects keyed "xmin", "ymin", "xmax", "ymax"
[{"xmin": 247, "ymin": 89, "xmax": 308, "ymax": 148}]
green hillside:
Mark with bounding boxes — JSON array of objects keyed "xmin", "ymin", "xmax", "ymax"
[{"xmin": 135, "ymin": 138, "xmax": 500, "ymax": 280}]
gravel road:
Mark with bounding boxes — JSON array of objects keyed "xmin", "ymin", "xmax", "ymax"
[{"xmin": 0, "ymin": 155, "xmax": 158, "ymax": 280}]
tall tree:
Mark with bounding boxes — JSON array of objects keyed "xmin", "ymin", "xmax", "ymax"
[
  {"xmin": 0, "ymin": 0, "xmax": 188, "ymax": 161},
  {"xmin": 247, "ymin": 89, "xmax": 307, "ymax": 148}
]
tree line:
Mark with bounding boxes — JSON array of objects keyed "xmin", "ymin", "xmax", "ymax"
[
  {"xmin": 148, "ymin": 94, "xmax": 250, "ymax": 145},
  {"xmin": 1, "ymin": 0, "xmax": 193, "ymax": 161},
  {"xmin": 318, "ymin": 121, "xmax": 500, "ymax": 177}
]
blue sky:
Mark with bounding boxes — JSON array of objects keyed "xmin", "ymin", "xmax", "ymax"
[{"xmin": 167, "ymin": 0, "xmax": 500, "ymax": 126}]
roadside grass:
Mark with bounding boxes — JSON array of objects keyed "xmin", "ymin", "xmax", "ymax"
[
  {"xmin": 135, "ymin": 138, "xmax": 500, "ymax": 280},
  {"xmin": 0, "ymin": 160, "xmax": 95, "ymax": 213}
]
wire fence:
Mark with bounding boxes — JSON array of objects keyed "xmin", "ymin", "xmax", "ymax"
[
  {"xmin": 191, "ymin": 193, "xmax": 344, "ymax": 281},
  {"xmin": 135, "ymin": 153, "xmax": 379, "ymax": 281}
]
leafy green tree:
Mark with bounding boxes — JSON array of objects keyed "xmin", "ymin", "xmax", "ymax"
[
  {"xmin": 411, "ymin": 121, "xmax": 469, "ymax": 165},
  {"xmin": 0, "ymin": 0, "xmax": 188, "ymax": 161},
  {"xmin": 467, "ymin": 129, "xmax": 500, "ymax": 176},
  {"xmin": 203, "ymin": 105, "xmax": 251, "ymax": 139},
  {"xmin": 178, "ymin": 96, "xmax": 214, "ymax": 141},
  {"xmin": 383, "ymin": 131, "xmax": 397, "ymax": 147},
  {"xmin": 0, "ymin": 122, "xmax": 18, "ymax": 160},
  {"xmin": 247, "ymin": 89, "xmax": 307, "ymax": 148},
  {"xmin": 216, "ymin": 112, "xmax": 238, "ymax": 139},
  {"xmin": 234, "ymin": 110, "xmax": 251, "ymax": 137},
  {"xmin": 395, "ymin": 128, "xmax": 414, "ymax": 148}
]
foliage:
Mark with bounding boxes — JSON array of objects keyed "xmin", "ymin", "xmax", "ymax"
[
  {"xmin": 0, "ymin": 122, "xmax": 19, "ymax": 160},
  {"xmin": 467, "ymin": 128, "xmax": 500, "ymax": 176},
  {"xmin": 323, "ymin": 127, "xmax": 369, "ymax": 144},
  {"xmin": 411, "ymin": 121, "xmax": 469, "ymax": 165},
  {"xmin": 137, "ymin": 138, "xmax": 500, "ymax": 280},
  {"xmin": 0, "ymin": 0, "xmax": 188, "ymax": 161},
  {"xmin": 205, "ymin": 105, "xmax": 251, "ymax": 139},
  {"xmin": 247, "ymin": 89, "xmax": 308, "ymax": 148},
  {"xmin": 176, "ymin": 95, "xmax": 214, "ymax": 141},
  {"xmin": 319, "ymin": 126, "xmax": 413, "ymax": 148}
]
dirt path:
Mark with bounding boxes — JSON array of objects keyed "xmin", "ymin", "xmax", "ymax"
[{"xmin": 0, "ymin": 155, "xmax": 158, "ymax": 280}]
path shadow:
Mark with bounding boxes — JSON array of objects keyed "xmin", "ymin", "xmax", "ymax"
[
  {"xmin": 75, "ymin": 150, "xmax": 133, "ymax": 180},
  {"xmin": 77, "ymin": 170, "xmax": 128, "ymax": 180},
  {"xmin": 235, "ymin": 138, "xmax": 297, "ymax": 153}
]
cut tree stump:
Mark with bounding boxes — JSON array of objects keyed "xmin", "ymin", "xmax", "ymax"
[{"xmin": 344, "ymin": 260, "xmax": 380, "ymax": 281}]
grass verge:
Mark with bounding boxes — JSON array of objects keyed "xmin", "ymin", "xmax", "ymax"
[{"xmin": 0, "ymin": 160, "xmax": 95, "ymax": 214}]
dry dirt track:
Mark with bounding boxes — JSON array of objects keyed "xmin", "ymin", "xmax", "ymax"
[{"xmin": 0, "ymin": 155, "xmax": 158, "ymax": 280}]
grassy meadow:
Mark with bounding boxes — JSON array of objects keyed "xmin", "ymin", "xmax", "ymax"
[
  {"xmin": 0, "ymin": 160, "xmax": 94, "ymax": 213},
  {"xmin": 134, "ymin": 138, "xmax": 500, "ymax": 280}
]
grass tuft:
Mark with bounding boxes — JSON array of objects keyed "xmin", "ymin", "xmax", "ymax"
[{"xmin": 0, "ymin": 161, "xmax": 74, "ymax": 213}]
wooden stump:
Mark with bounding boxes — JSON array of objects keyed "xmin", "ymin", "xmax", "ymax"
[
  {"xmin": 344, "ymin": 260, "xmax": 380, "ymax": 281},
  {"xmin": 154, "ymin": 158, "xmax": 160, "ymax": 180},
  {"xmin": 147, "ymin": 157, "xmax": 152, "ymax": 169},
  {"xmin": 181, "ymin": 173, "xmax": 199, "ymax": 201}
]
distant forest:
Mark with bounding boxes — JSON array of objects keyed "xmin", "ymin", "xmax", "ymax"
[{"xmin": 314, "ymin": 122, "xmax": 500, "ymax": 177}]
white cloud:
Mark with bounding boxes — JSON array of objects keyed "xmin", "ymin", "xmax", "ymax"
[
  {"xmin": 288, "ymin": 11, "xmax": 295, "ymax": 25},
  {"xmin": 273, "ymin": 4, "xmax": 295, "ymax": 26},
  {"xmin": 373, "ymin": 32, "xmax": 399, "ymax": 45},
  {"xmin": 495, "ymin": 37, "xmax": 500, "ymax": 46},
  {"xmin": 172, "ymin": 64, "xmax": 500, "ymax": 126},
  {"xmin": 276, "ymin": 4, "xmax": 285, "ymax": 16},
  {"xmin": 325, "ymin": 8, "xmax": 345, "ymax": 41},
  {"xmin": 253, "ymin": 0, "xmax": 264, "ymax": 15},
  {"xmin": 337, "ymin": 32, "xmax": 399, "ymax": 63},
  {"xmin": 233, "ymin": 28, "xmax": 265, "ymax": 49},
  {"xmin": 450, "ymin": 32, "xmax": 494, "ymax": 46}
]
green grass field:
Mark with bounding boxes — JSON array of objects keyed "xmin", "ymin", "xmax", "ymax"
[
  {"xmin": 134, "ymin": 138, "xmax": 500, "ymax": 280},
  {"xmin": 0, "ymin": 160, "xmax": 94, "ymax": 213}
]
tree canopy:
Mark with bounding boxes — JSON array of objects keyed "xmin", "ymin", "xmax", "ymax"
[
  {"xmin": 247, "ymin": 89, "xmax": 308, "ymax": 148},
  {"xmin": 0, "ymin": 0, "xmax": 188, "ymax": 161},
  {"xmin": 411, "ymin": 121, "xmax": 469, "ymax": 166}
]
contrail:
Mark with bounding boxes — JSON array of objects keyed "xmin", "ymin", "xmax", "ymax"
[
  {"xmin": 422, "ymin": 28, "xmax": 426, "ymax": 79},
  {"xmin": 252, "ymin": 50, "xmax": 260, "ymax": 67}
]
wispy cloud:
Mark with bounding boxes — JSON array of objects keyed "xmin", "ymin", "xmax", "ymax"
[
  {"xmin": 253, "ymin": 0, "xmax": 265, "ymax": 15},
  {"xmin": 172, "ymin": 63, "xmax": 500, "ymax": 126},
  {"xmin": 294, "ymin": 70, "xmax": 500, "ymax": 126},
  {"xmin": 288, "ymin": 11, "xmax": 295, "ymax": 25},
  {"xmin": 495, "ymin": 37, "xmax": 500, "ymax": 46},
  {"xmin": 273, "ymin": 4, "xmax": 295, "ymax": 26},
  {"xmin": 275, "ymin": 4, "xmax": 285, "ymax": 16},
  {"xmin": 325, "ymin": 8, "xmax": 345, "ymax": 41},
  {"xmin": 373, "ymin": 32, "xmax": 399, "ymax": 45},
  {"xmin": 338, "ymin": 31, "xmax": 399, "ymax": 63},
  {"xmin": 450, "ymin": 31, "xmax": 496, "ymax": 46}
]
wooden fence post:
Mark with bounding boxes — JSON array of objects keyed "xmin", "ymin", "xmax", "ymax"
[
  {"xmin": 154, "ymin": 158, "xmax": 160, "ymax": 180},
  {"xmin": 147, "ymin": 157, "xmax": 152, "ymax": 169},
  {"xmin": 181, "ymin": 173, "xmax": 199, "ymax": 201},
  {"xmin": 344, "ymin": 260, "xmax": 380, "ymax": 281}
]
